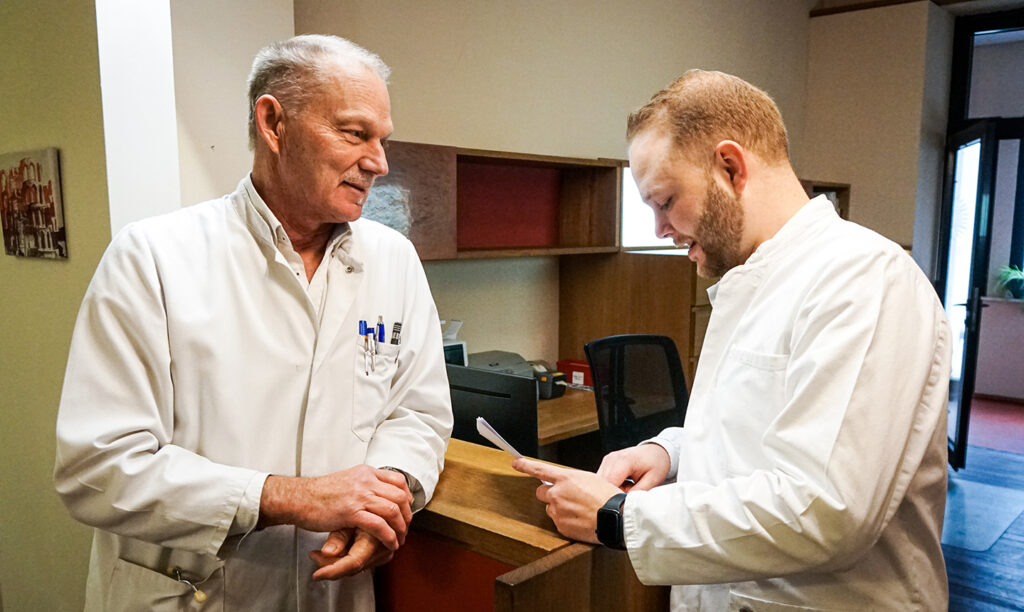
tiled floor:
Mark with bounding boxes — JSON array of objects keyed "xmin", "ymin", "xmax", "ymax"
[{"xmin": 969, "ymin": 397, "xmax": 1024, "ymax": 454}]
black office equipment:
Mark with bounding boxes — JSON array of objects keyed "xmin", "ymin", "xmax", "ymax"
[
  {"xmin": 446, "ymin": 363, "xmax": 540, "ymax": 458},
  {"xmin": 584, "ymin": 334, "xmax": 688, "ymax": 454}
]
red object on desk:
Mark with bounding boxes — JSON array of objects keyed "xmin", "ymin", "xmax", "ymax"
[{"xmin": 556, "ymin": 359, "xmax": 592, "ymax": 387}]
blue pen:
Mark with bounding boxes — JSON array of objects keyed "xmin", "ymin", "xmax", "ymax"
[
  {"xmin": 359, "ymin": 320, "xmax": 370, "ymax": 374},
  {"xmin": 376, "ymin": 316, "xmax": 385, "ymax": 354}
]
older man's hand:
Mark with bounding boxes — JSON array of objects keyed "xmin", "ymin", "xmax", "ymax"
[
  {"xmin": 309, "ymin": 529, "xmax": 394, "ymax": 580},
  {"xmin": 259, "ymin": 465, "xmax": 413, "ymax": 551}
]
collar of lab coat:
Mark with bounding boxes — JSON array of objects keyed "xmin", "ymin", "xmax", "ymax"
[
  {"xmin": 235, "ymin": 175, "xmax": 363, "ymax": 273},
  {"xmin": 706, "ymin": 195, "xmax": 835, "ymax": 307}
]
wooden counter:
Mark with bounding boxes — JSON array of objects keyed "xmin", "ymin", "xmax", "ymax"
[
  {"xmin": 537, "ymin": 388, "xmax": 598, "ymax": 446},
  {"xmin": 376, "ymin": 439, "xmax": 668, "ymax": 611},
  {"xmin": 416, "ymin": 437, "xmax": 568, "ymax": 566}
]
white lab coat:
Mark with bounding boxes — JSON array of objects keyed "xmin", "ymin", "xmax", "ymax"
[
  {"xmin": 626, "ymin": 197, "xmax": 950, "ymax": 611},
  {"xmin": 54, "ymin": 178, "xmax": 453, "ymax": 611}
]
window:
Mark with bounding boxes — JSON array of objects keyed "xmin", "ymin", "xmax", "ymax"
[{"xmin": 620, "ymin": 167, "xmax": 676, "ymax": 249}]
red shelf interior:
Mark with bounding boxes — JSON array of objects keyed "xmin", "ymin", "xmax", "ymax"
[{"xmin": 456, "ymin": 160, "xmax": 561, "ymax": 250}]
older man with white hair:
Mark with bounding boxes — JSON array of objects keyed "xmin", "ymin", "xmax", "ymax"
[{"xmin": 55, "ymin": 34, "xmax": 452, "ymax": 611}]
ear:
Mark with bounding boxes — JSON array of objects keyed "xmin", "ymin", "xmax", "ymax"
[
  {"xmin": 253, "ymin": 94, "xmax": 286, "ymax": 155},
  {"xmin": 712, "ymin": 140, "xmax": 748, "ymax": 197}
]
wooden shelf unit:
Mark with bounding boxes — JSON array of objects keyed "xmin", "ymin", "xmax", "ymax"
[
  {"xmin": 369, "ymin": 140, "xmax": 709, "ymax": 387},
  {"xmin": 367, "ymin": 141, "xmax": 622, "ymax": 260},
  {"xmin": 559, "ymin": 250, "xmax": 708, "ymax": 388}
]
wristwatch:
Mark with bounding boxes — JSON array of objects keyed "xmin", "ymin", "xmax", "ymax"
[{"xmin": 596, "ymin": 492, "xmax": 628, "ymax": 550}]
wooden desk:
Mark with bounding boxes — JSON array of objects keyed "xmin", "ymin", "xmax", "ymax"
[
  {"xmin": 376, "ymin": 439, "xmax": 668, "ymax": 611},
  {"xmin": 537, "ymin": 387, "xmax": 598, "ymax": 446}
]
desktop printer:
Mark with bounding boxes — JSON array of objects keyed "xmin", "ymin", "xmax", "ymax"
[{"xmin": 467, "ymin": 350, "xmax": 535, "ymax": 379}]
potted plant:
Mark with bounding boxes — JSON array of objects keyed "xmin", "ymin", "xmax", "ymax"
[{"xmin": 996, "ymin": 265, "xmax": 1024, "ymax": 300}]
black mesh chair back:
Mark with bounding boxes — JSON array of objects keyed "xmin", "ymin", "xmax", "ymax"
[{"xmin": 584, "ymin": 334, "xmax": 688, "ymax": 454}]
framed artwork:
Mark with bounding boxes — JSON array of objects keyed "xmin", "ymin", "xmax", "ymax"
[{"xmin": 0, "ymin": 147, "xmax": 67, "ymax": 259}]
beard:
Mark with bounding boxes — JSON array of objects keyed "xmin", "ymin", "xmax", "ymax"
[{"xmin": 693, "ymin": 178, "xmax": 746, "ymax": 278}]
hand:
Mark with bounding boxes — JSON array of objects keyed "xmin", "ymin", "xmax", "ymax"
[
  {"xmin": 512, "ymin": 458, "xmax": 622, "ymax": 544},
  {"xmin": 596, "ymin": 444, "xmax": 671, "ymax": 492},
  {"xmin": 259, "ymin": 465, "xmax": 413, "ymax": 550},
  {"xmin": 309, "ymin": 529, "xmax": 394, "ymax": 580}
]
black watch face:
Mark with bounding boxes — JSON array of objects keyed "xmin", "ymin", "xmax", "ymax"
[{"xmin": 597, "ymin": 494, "xmax": 625, "ymax": 549}]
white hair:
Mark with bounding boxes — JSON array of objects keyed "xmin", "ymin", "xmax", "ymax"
[{"xmin": 246, "ymin": 34, "xmax": 390, "ymax": 149}]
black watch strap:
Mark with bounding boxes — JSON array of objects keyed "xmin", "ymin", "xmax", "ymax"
[{"xmin": 596, "ymin": 492, "xmax": 628, "ymax": 550}]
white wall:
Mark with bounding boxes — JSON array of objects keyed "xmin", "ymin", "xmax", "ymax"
[
  {"xmin": 96, "ymin": 0, "xmax": 182, "ymax": 233},
  {"xmin": 968, "ymin": 39, "xmax": 1024, "ymax": 293},
  {"xmin": 913, "ymin": 3, "xmax": 956, "ymax": 278},
  {"xmin": 171, "ymin": 0, "xmax": 295, "ymax": 206},
  {"xmin": 295, "ymin": 0, "xmax": 816, "ymax": 363},
  {"xmin": 803, "ymin": 1, "xmax": 953, "ymax": 266},
  {"xmin": 969, "ymin": 39, "xmax": 1024, "ymax": 119},
  {"xmin": 988, "ymin": 140, "xmax": 1020, "ymax": 293}
]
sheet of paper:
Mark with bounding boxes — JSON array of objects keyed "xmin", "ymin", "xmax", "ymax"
[
  {"xmin": 476, "ymin": 417, "xmax": 552, "ymax": 484},
  {"xmin": 476, "ymin": 416, "xmax": 524, "ymax": 459}
]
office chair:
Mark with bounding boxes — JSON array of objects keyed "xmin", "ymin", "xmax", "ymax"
[{"xmin": 584, "ymin": 334, "xmax": 688, "ymax": 454}]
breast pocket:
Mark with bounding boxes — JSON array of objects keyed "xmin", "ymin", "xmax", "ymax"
[
  {"xmin": 713, "ymin": 346, "xmax": 789, "ymax": 465},
  {"xmin": 351, "ymin": 337, "xmax": 401, "ymax": 442}
]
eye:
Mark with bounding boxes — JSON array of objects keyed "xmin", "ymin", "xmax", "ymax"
[
  {"xmin": 336, "ymin": 127, "xmax": 365, "ymax": 141},
  {"xmin": 657, "ymin": 197, "xmax": 674, "ymax": 212}
]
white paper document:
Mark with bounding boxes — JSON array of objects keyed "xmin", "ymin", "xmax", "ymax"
[
  {"xmin": 476, "ymin": 416, "xmax": 524, "ymax": 459},
  {"xmin": 476, "ymin": 417, "xmax": 553, "ymax": 484}
]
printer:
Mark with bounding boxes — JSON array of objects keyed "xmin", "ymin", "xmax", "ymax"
[{"xmin": 467, "ymin": 350, "xmax": 534, "ymax": 379}]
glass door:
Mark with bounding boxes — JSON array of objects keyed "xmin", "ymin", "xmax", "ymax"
[{"xmin": 940, "ymin": 120, "xmax": 997, "ymax": 470}]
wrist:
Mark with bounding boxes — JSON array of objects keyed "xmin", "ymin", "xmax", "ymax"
[
  {"xmin": 258, "ymin": 475, "xmax": 302, "ymax": 528},
  {"xmin": 595, "ymin": 492, "xmax": 628, "ymax": 550},
  {"xmin": 380, "ymin": 466, "xmax": 413, "ymax": 491}
]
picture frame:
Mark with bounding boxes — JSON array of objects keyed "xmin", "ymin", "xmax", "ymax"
[{"xmin": 0, "ymin": 147, "xmax": 67, "ymax": 259}]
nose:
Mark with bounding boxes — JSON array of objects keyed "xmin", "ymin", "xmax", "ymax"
[
  {"xmin": 361, "ymin": 139, "xmax": 389, "ymax": 177},
  {"xmin": 653, "ymin": 209, "xmax": 673, "ymax": 240}
]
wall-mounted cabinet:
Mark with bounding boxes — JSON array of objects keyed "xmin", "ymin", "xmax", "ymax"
[{"xmin": 366, "ymin": 141, "xmax": 622, "ymax": 260}]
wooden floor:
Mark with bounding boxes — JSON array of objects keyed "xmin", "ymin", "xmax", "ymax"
[{"xmin": 945, "ymin": 445, "xmax": 1024, "ymax": 611}]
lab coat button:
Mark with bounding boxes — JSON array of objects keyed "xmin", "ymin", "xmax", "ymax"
[{"xmin": 346, "ymin": 266, "xmax": 354, "ymax": 273}]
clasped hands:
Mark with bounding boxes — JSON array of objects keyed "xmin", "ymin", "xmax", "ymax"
[
  {"xmin": 259, "ymin": 465, "xmax": 413, "ymax": 580},
  {"xmin": 512, "ymin": 443, "xmax": 670, "ymax": 544}
]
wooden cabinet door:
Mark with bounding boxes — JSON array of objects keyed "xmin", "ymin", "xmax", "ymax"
[{"xmin": 365, "ymin": 141, "xmax": 458, "ymax": 260}]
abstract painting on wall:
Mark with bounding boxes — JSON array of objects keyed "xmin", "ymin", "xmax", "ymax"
[{"xmin": 0, "ymin": 147, "xmax": 67, "ymax": 259}]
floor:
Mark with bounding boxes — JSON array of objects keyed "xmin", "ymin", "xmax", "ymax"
[
  {"xmin": 968, "ymin": 397, "xmax": 1024, "ymax": 454},
  {"xmin": 945, "ymin": 398, "xmax": 1024, "ymax": 611}
]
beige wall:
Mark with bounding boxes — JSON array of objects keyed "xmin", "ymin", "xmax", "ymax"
[
  {"xmin": 295, "ymin": 0, "xmax": 816, "ymax": 362},
  {"xmin": 0, "ymin": 1, "xmax": 110, "ymax": 610},
  {"xmin": 803, "ymin": 1, "xmax": 953, "ymax": 262}
]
